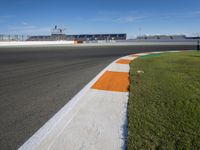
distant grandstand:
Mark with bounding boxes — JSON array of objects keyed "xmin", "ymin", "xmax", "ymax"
[
  {"xmin": 27, "ymin": 34, "xmax": 127, "ymax": 41},
  {"xmin": 26, "ymin": 25, "xmax": 126, "ymax": 41},
  {"xmin": 136, "ymin": 35, "xmax": 187, "ymax": 40}
]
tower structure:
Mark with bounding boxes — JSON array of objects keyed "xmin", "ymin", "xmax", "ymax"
[{"xmin": 51, "ymin": 25, "xmax": 67, "ymax": 40}]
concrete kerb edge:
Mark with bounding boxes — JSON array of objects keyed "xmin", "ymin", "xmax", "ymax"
[{"xmin": 19, "ymin": 50, "xmax": 184, "ymax": 149}]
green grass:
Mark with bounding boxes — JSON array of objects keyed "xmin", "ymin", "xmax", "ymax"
[{"xmin": 128, "ymin": 51, "xmax": 200, "ymax": 150}]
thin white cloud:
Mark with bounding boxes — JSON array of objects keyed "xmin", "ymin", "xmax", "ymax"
[
  {"xmin": 8, "ymin": 25, "xmax": 51, "ymax": 35},
  {"xmin": 116, "ymin": 16, "xmax": 146, "ymax": 23},
  {"xmin": 92, "ymin": 10, "xmax": 200, "ymax": 24},
  {"xmin": 92, "ymin": 11, "xmax": 147, "ymax": 23},
  {"xmin": 152, "ymin": 11, "xmax": 200, "ymax": 19},
  {"xmin": 21, "ymin": 22, "xmax": 28, "ymax": 25},
  {"xmin": 0, "ymin": 15, "xmax": 14, "ymax": 23},
  {"xmin": 189, "ymin": 11, "xmax": 200, "ymax": 17}
]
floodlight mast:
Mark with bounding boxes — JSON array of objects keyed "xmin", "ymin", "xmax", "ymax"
[
  {"xmin": 51, "ymin": 25, "xmax": 66, "ymax": 35},
  {"xmin": 50, "ymin": 25, "xmax": 66, "ymax": 41}
]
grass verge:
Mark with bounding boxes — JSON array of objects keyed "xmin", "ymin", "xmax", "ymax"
[{"xmin": 128, "ymin": 51, "xmax": 200, "ymax": 149}]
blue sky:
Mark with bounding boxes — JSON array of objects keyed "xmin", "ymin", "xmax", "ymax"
[{"xmin": 0, "ymin": 0, "xmax": 200, "ymax": 38}]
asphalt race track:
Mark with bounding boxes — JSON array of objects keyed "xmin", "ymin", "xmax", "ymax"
[{"xmin": 0, "ymin": 44, "xmax": 196, "ymax": 149}]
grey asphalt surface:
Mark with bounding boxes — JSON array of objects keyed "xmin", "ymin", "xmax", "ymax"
[{"xmin": 0, "ymin": 44, "xmax": 196, "ymax": 149}]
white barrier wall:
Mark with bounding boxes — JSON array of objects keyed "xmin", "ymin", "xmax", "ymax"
[{"xmin": 0, "ymin": 41, "xmax": 75, "ymax": 47}]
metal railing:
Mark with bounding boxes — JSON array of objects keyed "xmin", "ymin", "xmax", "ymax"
[{"xmin": 0, "ymin": 34, "xmax": 31, "ymax": 41}]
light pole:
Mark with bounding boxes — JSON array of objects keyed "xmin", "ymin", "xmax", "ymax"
[{"xmin": 139, "ymin": 28, "xmax": 142, "ymax": 37}]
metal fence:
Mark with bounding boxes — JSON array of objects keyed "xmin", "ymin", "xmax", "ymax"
[{"xmin": 0, "ymin": 34, "xmax": 31, "ymax": 41}]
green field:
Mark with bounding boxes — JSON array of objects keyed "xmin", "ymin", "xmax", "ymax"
[{"xmin": 128, "ymin": 51, "xmax": 200, "ymax": 149}]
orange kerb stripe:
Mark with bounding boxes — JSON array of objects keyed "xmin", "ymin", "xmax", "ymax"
[
  {"xmin": 92, "ymin": 71, "xmax": 129, "ymax": 92},
  {"xmin": 116, "ymin": 59, "xmax": 132, "ymax": 64}
]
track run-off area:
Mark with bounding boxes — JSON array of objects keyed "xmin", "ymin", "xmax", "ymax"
[{"xmin": 0, "ymin": 43, "xmax": 197, "ymax": 149}]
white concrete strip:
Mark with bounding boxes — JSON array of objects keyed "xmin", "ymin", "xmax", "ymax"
[
  {"xmin": 37, "ymin": 90, "xmax": 128, "ymax": 150},
  {"xmin": 0, "ymin": 41, "xmax": 197, "ymax": 48},
  {"xmin": 133, "ymin": 53, "xmax": 149, "ymax": 56},
  {"xmin": 0, "ymin": 41, "xmax": 75, "ymax": 47},
  {"xmin": 121, "ymin": 56, "xmax": 137, "ymax": 60},
  {"xmin": 1, "ymin": 41, "xmax": 191, "ymax": 49},
  {"xmin": 167, "ymin": 50, "xmax": 181, "ymax": 53},
  {"xmin": 107, "ymin": 63, "xmax": 130, "ymax": 72},
  {"xmin": 149, "ymin": 52, "xmax": 164, "ymax": 54}
]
